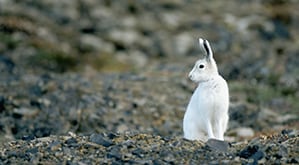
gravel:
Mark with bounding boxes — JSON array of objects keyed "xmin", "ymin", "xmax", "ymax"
[{"xmin": 0, "ymin": 131, "xmax": 298, "ymax": 164}]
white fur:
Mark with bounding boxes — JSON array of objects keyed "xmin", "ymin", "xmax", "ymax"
[{"xmin": 183, "ymin": 38, "xmax": 229, "ymax": 142}]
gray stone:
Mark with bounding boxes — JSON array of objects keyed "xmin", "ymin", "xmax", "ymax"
[
  {"xmin": 206, "ymin": 139, "xmax": 230, "ymax": 152},
  {"xmin": 90, "ymin": 134, "xmax": 113, "ymax": 147}
]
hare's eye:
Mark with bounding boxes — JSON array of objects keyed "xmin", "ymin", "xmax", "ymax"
[{"xmin": 198, "ymin": 64, "xmax": 204, "ymax": 69}]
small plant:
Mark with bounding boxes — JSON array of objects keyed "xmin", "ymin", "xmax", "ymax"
[{"xmin": 29, "ymin": 49, "xmax": 77, "ymax": 72}]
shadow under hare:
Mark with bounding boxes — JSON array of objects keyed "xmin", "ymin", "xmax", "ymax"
[{"xmin": 183, "ymin": 38, "xmax": 229, "ymax": 142}]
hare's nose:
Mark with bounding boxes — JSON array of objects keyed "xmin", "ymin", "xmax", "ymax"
[{"xmin": 188, "ymin": 73, "xmax": 193, "ymax": 79}]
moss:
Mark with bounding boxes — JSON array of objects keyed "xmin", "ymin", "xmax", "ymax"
[
  {"xmin": 29, "ymin": 49, "xmax": 77, "ymax": 73},
  {"xmin": 0, "ymin": 32, "xmax": 20, "ymax": 49},
  {"xmin": 230, "ymin": 80, "xmax": 299, "ymax": 114},
  {"xmin": 85, "ymin": 53, "xmax": 133, "ymax": 72},
  {"xmin": 247, "ymin": 85, "xmax": 279, "ymax": 103},
  {"xmin": 229, "ymin": 82, "xmax": 279, "ymax": 104}
]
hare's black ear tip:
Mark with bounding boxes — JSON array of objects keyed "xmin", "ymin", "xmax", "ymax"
[
  {"xmin": 199, "ymin": 38, "xmax": 204, "ymax": 45},
  {"xmin": 199, "ymin": 38, "xmax": 209, "ymax": 44}
]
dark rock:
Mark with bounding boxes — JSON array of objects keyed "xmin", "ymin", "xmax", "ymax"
[
  {"xmin": 288, "ymin": 158, "xmax": 299, "ymax": 164},
  {"xmin": 30, "ymin": 100, "xmax": 42, "ymax": 108},
  {"xmin": 272, "ymin": 19, "xmax": 290, "ymax": 39},
  {"xmin": 238, "ymin": 145, "xmax": 264, "ymax": 163},
  {"xmin": 132, "ymin": 148, "xmax": 146, "ymax": 158},
  {"xmin": 107, "ymin": 132, "xmax": 118, "ymax": 139},
  {"xmin": 89, "ymin": 133, "xmax": 113, "ymax": 147},
  {"xmin": 229, "ymin": 103, "xmax": 260, "ymax": 129},
  {"xmin": 111, "ymin": 160, "xmax": 122, "ymax": 165},
  {"xmin": 107, "ymin": 147, "xmax": 122, "ymax": 160},
  {"xmin": 12, "ymin": 112, "xmax": 23, "ymax": 119},
  {"xmin": 0, "ymin": 55, "xmax": 15, "ymax": 73},
  {"xmin": 239, "ymin": 145, "xmax": 259, "ymax": 159},
  {"xmin": 29, "ymin": 85, "xmax": 44, "ymax": 97},
  {"xmin": 49, "ymin": 141, "xmax": 62, "ymax": 151},
  {"xmin": 251, "ymin": 150, "xmax": 264, "ymax": 163},
  {"xmin": 281, "ymin": 129, "xmax": 292, "ymax": 135},
  {"xmin": 6, "ymin": 151, "xmax": 18, "ymax": 158},
  {"xmin": 275, "ymin": 145, "xmax": 288, "ymax": 159},
  {"xmin": 26, "ymin": 147, "xmax": 38, "ymax": 154},
  {"xmin": 0, "ymin": 96, "xmax": 5, "ymax": 113},
  {"xmin": 206, "ymin": 139, "xmax": 230, "ymax": 152},
  {"xmin": 65, "ymin": 137, "xmax": 77, "ymax": 145},
  {"xmin": 33, "ymin": 127, "xmax": 52, "ymax": 138},
  {"xmin": 22, "ymin": 135, "xmax": 35, "ymax": 141}
]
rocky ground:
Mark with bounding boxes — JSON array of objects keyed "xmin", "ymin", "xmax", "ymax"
[
  {"xmin": 1, "ymin": 131, "xmax": 298, "ymax": 164},
  {"xmin": 0, "ymin": 0, "xmax": 298, "ymax": 164}
]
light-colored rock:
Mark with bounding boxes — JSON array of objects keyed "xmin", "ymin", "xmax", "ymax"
[
  {"xmin": 109, "ymin": 29, "xmax": 141, "ymax": 47},
  {"xmin": 122, "ymin": 16, "xmax": 138, "ymax": 29},
  {"xmin": 174, "ymin": 33, "xmax": 193, "ymax": 56},
  {"xmin": 13, "ymin": 108, "xmax": 39, "ymax": 117},
  {"xmin": 80, "ymin": 34, "xmax": 114, "ymax": 53},
  {"xmin": 0, "ymin": 0, "xmax": 10, "ymax": 6},
  {"xmin": 235, "ymin": 127, "xmax": 255, "ymax": 138},
  {"xmin": 43, "ymin": 0, "xmax": 80, "ymax": 21},
  {"xmin": 116, "ymin": 50, "xmax": 148, "ymax": 68},
  {"xmin": 276, "ymin": 114, "xmax": 297, "ymax": 123},
  {"xmin": 161, "ymin": 12, "xmax": 181, "ymax": 29}
]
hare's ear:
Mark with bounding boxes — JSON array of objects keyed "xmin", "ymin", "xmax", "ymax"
[{"xmin": 199, "ymin": 38, "xmax": 213, "ymax": 61}]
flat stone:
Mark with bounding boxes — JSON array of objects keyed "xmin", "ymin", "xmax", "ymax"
[
  {"xmin": 238, "ymin": 144, "xmax": 264, "ymax": 162},
  {"xmin": 89, "ymin": 133, "xmax": 113, "ymax": 147},
  {"xmin": 206, "ymin": 139, "xmax": 230, "ymax": 152}
]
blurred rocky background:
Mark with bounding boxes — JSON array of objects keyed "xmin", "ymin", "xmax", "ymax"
[{"xmin": 0, "ymin": 0, "xmax": 298, "ymax": 163}]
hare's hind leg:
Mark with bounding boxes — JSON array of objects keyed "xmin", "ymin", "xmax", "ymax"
[
  {"xmin": 205, "ymin": 121, "xmax": 216, "ymax": 140},
  {"xmin": 221, "ymin": 114, "xmax": 229, "ymax": 138},
  {"xmin": 214, "ymin": 114, "xmax": 228, "ymax": 140},
  {"xmin": 213, "ymin": 121, "xmax": 224, "ymax": 140}
]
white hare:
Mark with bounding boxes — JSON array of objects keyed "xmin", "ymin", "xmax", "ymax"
[{"xmin": 183, "ymin": 38, "xmax": 229, "ymax": 142}]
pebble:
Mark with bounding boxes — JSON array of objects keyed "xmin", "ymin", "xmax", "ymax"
[
  {"xmin": 89, "ymin": 134, "xmax": 113, "ymax": 147},
  {"xmin": 238, "ymin": 145, "xmax": 263, "ymax": 160},
  {"xmin": 13, "ymin": 108, "xmax": 39, "ymax": 118},
  {"xmin": 235, "ymin": 127, "xmax": 255, "ymax": 138},
  {"xmin": 49, "ymin": 141, "xmax": 62, "ymax": 151},
  {"xmin": 79, "ymin": 34, "xmax": 114, "ymax": 53}
]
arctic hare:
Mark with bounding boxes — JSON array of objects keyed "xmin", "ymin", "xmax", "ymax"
[{"xmin": 183, "ymin": 38, "xmax": 229, "ymax": 142}]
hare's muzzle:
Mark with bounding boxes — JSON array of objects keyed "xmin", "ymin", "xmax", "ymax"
[{"xmin": 188, "ymin": 73, "xmax": 194, "ymax": 80}]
